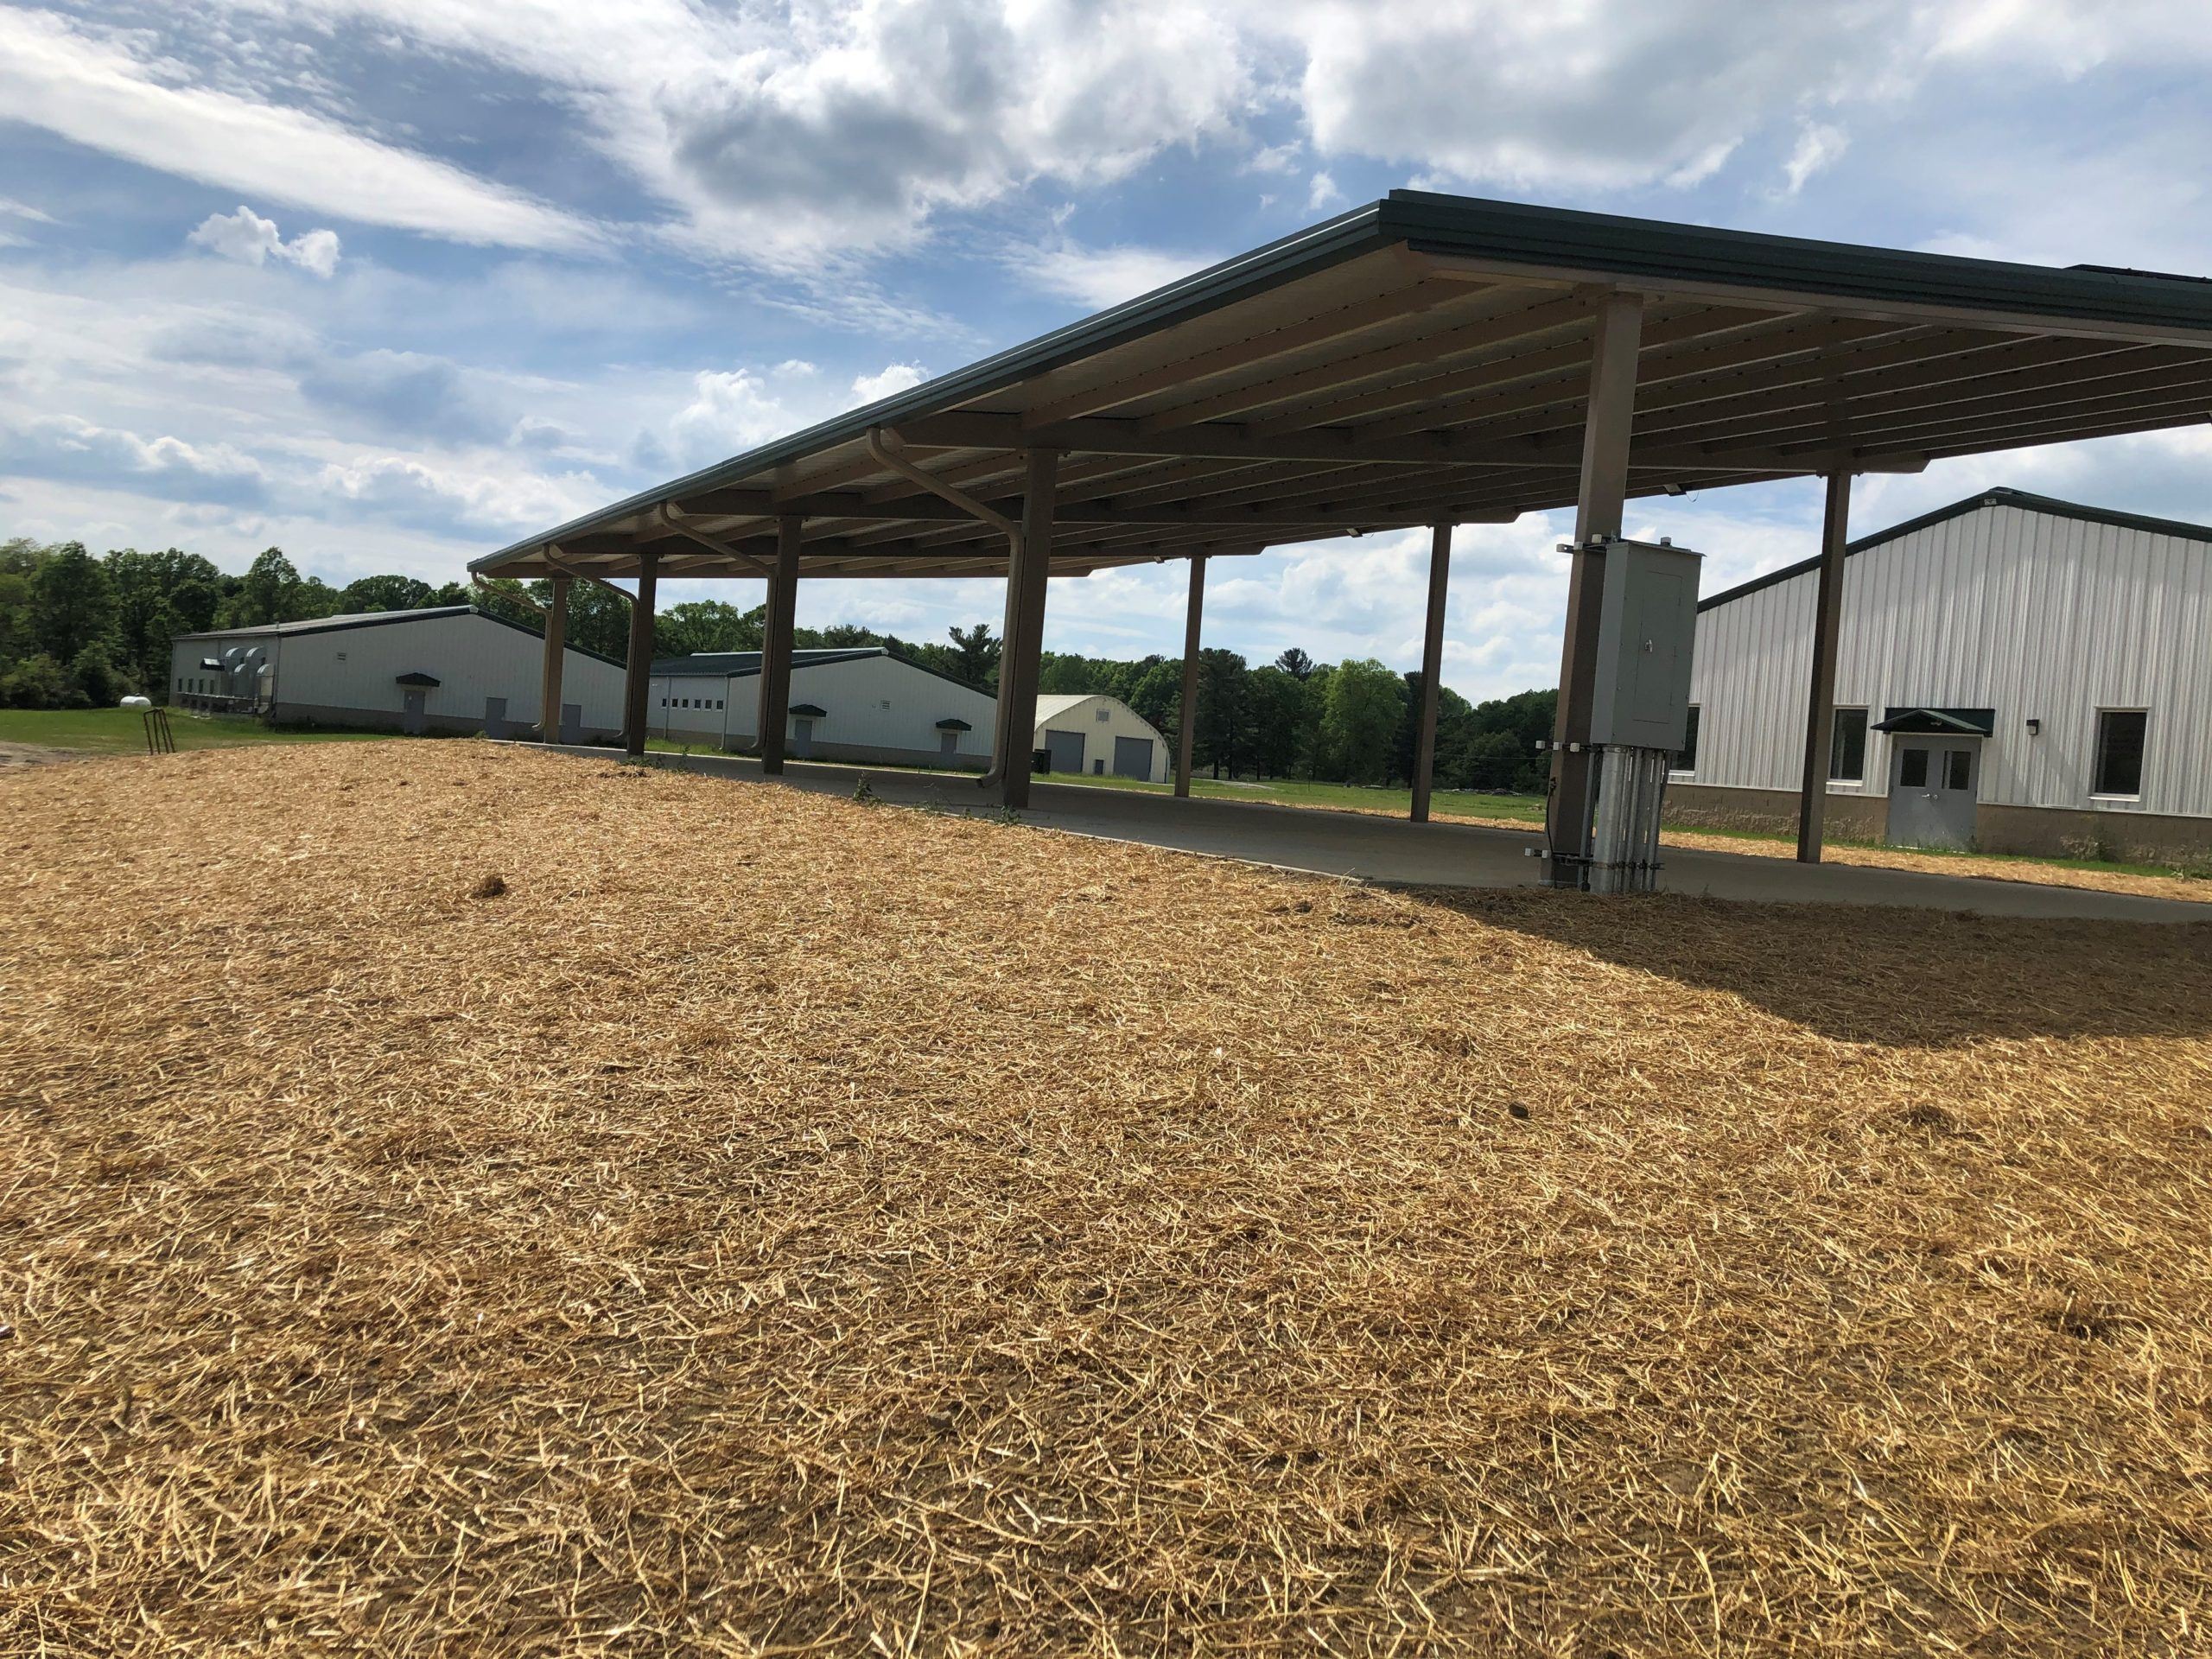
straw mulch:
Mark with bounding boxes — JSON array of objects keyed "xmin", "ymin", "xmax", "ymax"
[{"xmin": 6, "ymin": 742, "xmax": 2212, "ymax": 1656}]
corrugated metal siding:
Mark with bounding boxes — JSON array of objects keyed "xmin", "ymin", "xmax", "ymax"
[
  {"xmin": 1687, "ymin": 503, "xmax": 2212, "ymax": 817},
  {"xmin": 651, "ymin": 654, "xmax": 998, "ymax": 755},
  {"xmin": 171, "ymin": 613, "xmax": 626, "ymax": 732},
  {"xmin": 1029, "ymin": 694, "xmax": 1171, "ymax": 783}
]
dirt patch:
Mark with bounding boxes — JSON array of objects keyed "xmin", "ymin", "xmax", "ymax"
[
  {"xmin": 0, "ymin": 740, "xmax": 79, "ymax": 769},
  {"xmin": 4, "ymin": 743, "xmax": 2210, "ymax": 1655}
]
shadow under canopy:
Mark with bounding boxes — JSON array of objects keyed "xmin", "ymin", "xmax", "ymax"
[{"xmin": 1412, "ymin": 887, "xmax": 2212, "ymax": 1047}]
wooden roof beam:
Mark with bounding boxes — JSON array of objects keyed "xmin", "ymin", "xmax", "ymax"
[{"xmin": 1019, "ymin": 270, "xmax": 1491, "ymax": 428}]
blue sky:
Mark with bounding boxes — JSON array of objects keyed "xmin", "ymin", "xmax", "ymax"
[{"xmin": 2, "ymin": 0, "xmax": 2209, "ymax": 699}]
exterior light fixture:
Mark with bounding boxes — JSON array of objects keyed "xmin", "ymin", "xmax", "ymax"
[
  {"xmin": 2026, "ymin": 717, "xmax": 2042, "ymax": 735},
  {"xmin": 1663, "ymin": 482, "xmax": 1688, "ymax": 496}
]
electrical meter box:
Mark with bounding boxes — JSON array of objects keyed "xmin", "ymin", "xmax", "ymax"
[{"xmin": 1586, "ymin": 537, "xmax": 1702, "ymax": 750}]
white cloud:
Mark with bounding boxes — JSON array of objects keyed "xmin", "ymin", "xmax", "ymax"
[
  {"xmin": 0, "ymin": 197, "xmax": 59, "ymax": 225},
  {"xmin": 188, "ymin": 207, "xmax": 344, "ymax": 277},
  {"xmin": 1779, "ymin": 123, "xmax": 1848, "ymax": 195},
  {"xmin": 1306, "ymin": 170, "xmax": 1344, "ymax": 210},
  {"xmin": 0, "ymin": 7, "xmax": 592, "ymax": 251},
  {"xmin": 850, "ymin": 363, "xmax": 928, "ymax": 405},
  {"xmin": 1023, "ymin": 240, "xmax": 1214, "ymax": 309},
  {"xmin": 316, "ymin": 454, "xmax": 598, "ymax": 534},
  {"xmin": 0, "ymin": 413, "xmax": 268, "ymax": 505}
]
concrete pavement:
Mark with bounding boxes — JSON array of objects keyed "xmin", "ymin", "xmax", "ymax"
[{"xmin": 551, "ymin": 747, "xmax": 2212, "ymax": 923}]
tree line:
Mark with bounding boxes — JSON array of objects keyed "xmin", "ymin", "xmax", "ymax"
[
  {"xmin": 0, "ymin": 537, "xmax": 1554, "ymax": 792},
  {"xmin": 1034, "ymin": 645, "xmax": 1554, "ymax": 794}
]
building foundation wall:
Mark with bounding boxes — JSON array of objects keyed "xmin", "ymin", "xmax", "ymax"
[{"xmin": 1665, "ymin": 782, "xmax": 2211, "ymax": 862}]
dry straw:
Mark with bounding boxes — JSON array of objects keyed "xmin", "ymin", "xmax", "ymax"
[{"xmin": 4, "ymin": 742, "xmax": 2211, "ymax": 1656}]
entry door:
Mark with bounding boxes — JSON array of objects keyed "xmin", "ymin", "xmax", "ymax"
[
  {"xmin": 401, "ymin": 688, "xmax": 428, "ymax": 735},
  {"xmin": 939, "ymin": 729, "xmax": 958, "ymax": 756},
  {"xmin": 483, "ymin": 696, "xmax": 509, "ymax": 741},
  {"xmin": 1045, "ymin": 728, "xmax": 1085, "ymax": 774},
  {"xmin": 1885, "ymin": 738, "xmax": 1979, "ymax": 849},
  {"xmin": 1112, "ymin": 735, "xmax": 1154, "ymax": 781},
  {"xmin": 791, "ymin": 717, "xmax": 815, "ymax": 759}
]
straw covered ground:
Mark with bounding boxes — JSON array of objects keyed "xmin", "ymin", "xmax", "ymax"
[{"xmin": 6, "ymin": 742, "xmax": 2212, "ymax": 1656}]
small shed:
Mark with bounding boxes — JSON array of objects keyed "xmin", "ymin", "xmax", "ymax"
[{"xmin": 1031, "ymin": 694, "xmax": 1170, "ymax": 783}]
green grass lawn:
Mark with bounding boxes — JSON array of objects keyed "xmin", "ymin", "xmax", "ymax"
[
  {"xmin": 0, "ymin": 707, "xmax": 392, "ymax": 756},
  {"xmin": 1039, "ymin": 768, "xmax": 1549, "ymax": 823}
]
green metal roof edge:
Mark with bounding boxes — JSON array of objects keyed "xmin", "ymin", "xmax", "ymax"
[
  {"xmin": 1698, "ymin": 486, "xmax": 2212, "ymax": 613},
  {"xmin": 173, "ymin": 603, "xmax": 626, "ymax": 671},
  {"xmin": 1873, "ymin": 706, "xmax": 1997, "ymax": 735},
  {"xmin": 1382, "ymin": 190, "xmax": 2212, "ymax": 329},
  {"xmin": 473, "ymin": 191, "xmax": 2212, "ymax": 575}
]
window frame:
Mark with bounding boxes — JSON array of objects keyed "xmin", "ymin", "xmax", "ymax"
[
  {"xmin": 2090, "ymin": 707, "xmax": 2149, "ymax": 802},
  {"xmin": 1669, "ymin": 703, "xmax": 1700, "ymax": 778},
  {"xmin": 1827, "ymin": 706, "xmax": 1869, "ymax": 785}
]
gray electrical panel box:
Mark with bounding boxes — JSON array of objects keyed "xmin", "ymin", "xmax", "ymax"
[{"xmin": 1586, "ymin": 537, "xmax": 1702, "ymax": 749}]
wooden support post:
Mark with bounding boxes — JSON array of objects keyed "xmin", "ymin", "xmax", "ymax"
[
  {"xmin": 539, "ymin": 576, "xmax": 569, "ymax": 743},
  {"xmin": 621, "ymin": 553, "xmax": 658, "ymax": 757},
  {"xmin": 1410, "ymin": 523, "xmax": 1452, "ymax": 822},
  {"xmin": 758, "ymin": 516, "xmax": 802, "ymax": 774},
  {"xmin": 1174, "ymin": 556, "xmax": 1206, "ymax": 798},
  {"xmin": 993, "ymin": 448, "xmax": 1058, "ymax": 810},
  {"xmin": 1796, "ymin": 471, "xmax": 1852, "ymax": 862},
  {"xmin": 1548, "ymin": 292, "xmax": 1644, "ymax": 887}
]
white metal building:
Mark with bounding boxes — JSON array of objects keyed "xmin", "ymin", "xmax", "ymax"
[
  {"xmin": 650, "ymin": 648, "xmax": 998, "ymax": 767},
  {"xmin": 1672, "ymin": 489, "xmax": 2212, "ymax": 858},
  {"xmin": 1033, "ymin": 693, "xmax": 1170, "ymax": 783},
  {"xmin": 171, "ymin": 606, "xmax": 626, "ymax": 740}
]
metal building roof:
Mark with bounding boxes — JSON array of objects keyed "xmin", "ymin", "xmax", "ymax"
[
  {"xmin": 1697, "ymin": 486, "xmax": 2212, "ymax": 612},
  {"xmin": 471, "ymin": 191, "xmax": 2212, "ymax": 586}
]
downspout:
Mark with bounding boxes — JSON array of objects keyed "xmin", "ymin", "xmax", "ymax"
[{"xmin": 865, "ymin": 424, "xmax": 1023, "ymax": 786}]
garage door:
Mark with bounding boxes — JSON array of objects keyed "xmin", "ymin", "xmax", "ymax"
[
  {"xmin": 1045, "ymin": 728, "xmax": 1086, "ymax": 774},
  {"xmin": 1112, "ymin": 735, "xmax": 1154, "ymax": 781}
]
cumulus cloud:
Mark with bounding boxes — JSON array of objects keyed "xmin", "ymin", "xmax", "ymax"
[
  {"xmin": 188, "ymin": 207, "xmax": 344, "ymax": 276},
  {"xmin": 0, "ymin": 413, "xmax": 267, "ymax": 505},
  {"xmin": 850, "ymin": 363, "xmax": 928, "ymax": 405}
]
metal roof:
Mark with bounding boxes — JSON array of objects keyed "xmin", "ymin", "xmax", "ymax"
[
  {"xmin": 175, "ymin": 605, "xmax": 478, "ymax": 639},
  {"xmin": 473, "ymin": 190, "xmax": 2212, "ymax": 587},
  {"xmin": 1698, "ymin": 486, "xmax": 2212, "ymax": 612},
  {"xmin": 174, "ymin": 603, "xmax": 627, "ymax": 668},
  {"xmin": 650, "ymin": 647, "xmax": 885, "ymax": 676}
]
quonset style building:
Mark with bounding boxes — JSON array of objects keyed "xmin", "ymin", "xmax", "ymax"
[
  {"xmin": 1671, "ymin": 489, "xmax": 2212, "ymax": 859},
  {"xmin": 170, "ymin": 606, "xmax": 627, "ymax": 740}
]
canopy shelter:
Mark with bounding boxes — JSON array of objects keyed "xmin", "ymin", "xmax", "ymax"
[{"xmin": 474, "ymin": 191, "xmax": 2212, "ymax": 874}]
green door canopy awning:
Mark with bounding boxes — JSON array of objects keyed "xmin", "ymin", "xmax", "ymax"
[
  {"xmin": 1873, "ymin": 706, "xmax": 1994, "ymax": 735},
  {"xmin": 395, "ymin": 671, "xmax": 442, "ymax": 687},
  {"xmin": 789, "ymin": 702, "xmax": 828, "ymax": 718},
  {"xmin": 934, "ymin": 717, "xmax": 973, "ymax": 731}
]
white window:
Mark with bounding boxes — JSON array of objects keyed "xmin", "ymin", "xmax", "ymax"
[
  {"xmin": 1829, "ymin": 708, "xmax": 1868, "ymax": 783},
  {"xmin": 2093, "ymin": 709, "xmax": 2148, "ymax": 799},
  {"xmin": 1096, "ymin": 707, "xmax": 1110, "ymax": 721}
]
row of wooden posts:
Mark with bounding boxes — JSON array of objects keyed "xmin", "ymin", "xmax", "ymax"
[{"xmin": 526, "ymin": 381, "xmax": 1848, "ymax": 864}]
